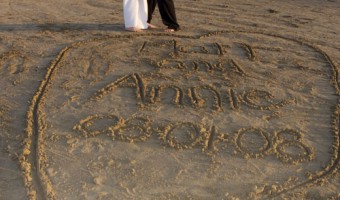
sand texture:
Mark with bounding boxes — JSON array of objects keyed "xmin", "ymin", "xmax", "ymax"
[{"xmin": 0, "ymin": 0, "xmax": 340, "ymax": 199}]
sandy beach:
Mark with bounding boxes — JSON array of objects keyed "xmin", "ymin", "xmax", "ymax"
[{"xmin": 0, "ymin": 0, "xmax": 339, "ymax": 199}]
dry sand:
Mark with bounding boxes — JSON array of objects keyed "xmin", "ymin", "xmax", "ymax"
[{"xmin": 0, "ymin": 0, "xmax": 340, "ymax": 199}]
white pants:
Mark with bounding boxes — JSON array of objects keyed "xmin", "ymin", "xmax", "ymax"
[{"xmin": 123, "ymin": 0, "xmax": 148, "ymax": 29}]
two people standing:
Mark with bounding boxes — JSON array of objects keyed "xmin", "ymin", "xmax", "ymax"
[{"xmin": 123, "ymin": 0, "xmax": 180, "ymax": 32}]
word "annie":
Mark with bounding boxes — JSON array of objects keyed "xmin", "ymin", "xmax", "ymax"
[{"xmin": 91, "ymin": 73, "xmax": 294, "ymax": 112}]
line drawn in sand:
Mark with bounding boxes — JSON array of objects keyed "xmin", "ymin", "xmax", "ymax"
[{"xmin": 20, "ymin": 30, "xmax": 340, "ymax": 199}]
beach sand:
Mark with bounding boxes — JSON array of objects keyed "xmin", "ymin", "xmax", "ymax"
[{"xmin": 0, "ymin": 0, "xmax": 339, "ymax": 199}]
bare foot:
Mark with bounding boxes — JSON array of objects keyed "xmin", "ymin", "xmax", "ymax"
[
  {"xmin": 148, "ymin": 23, "xmax": 157, "ymax": 29},
  {"xmin": 164, "ymin": 28, "xmax": 175, "ymax": 32},
  {"xmin": 125, "ymin": 27, "xmax": 143, "ymax": 32}
]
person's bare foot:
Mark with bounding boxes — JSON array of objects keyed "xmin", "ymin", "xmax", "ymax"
[
  {"xmin": 164, "ymin": 26, "xmax": 180, "ymax": 32},
  {"xmin": 164, "ymin": 28, "xmax": 175, "ymax": 32},
  {"xmin": 125, "ymin": 27, "xmax": 143, "ymax": 32},
  {"xmin": 147, "ymin": 23, "xmax": 157, "ymax": 29}
]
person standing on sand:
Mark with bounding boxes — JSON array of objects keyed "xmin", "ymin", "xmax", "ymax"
[
  {"xmin": 147, "ymin": 0, "xmax": 181, "ymax": 32},
  {"xmin": 123, "ymin": 0, "xmax": 148, "ymax": 32}
]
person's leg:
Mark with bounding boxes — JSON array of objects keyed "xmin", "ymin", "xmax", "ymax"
[
  {"xmin": 147, "ymin": 0, "xmax": 157, "ymax": 23},
  {"xmin": 124, "ymin": 0, "xmax": 148, "ymax": 31},
  {"xmin": 157, "ymin": 0, "xmax": 180, "ymax": 31}
]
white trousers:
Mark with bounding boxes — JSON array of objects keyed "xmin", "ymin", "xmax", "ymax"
[{"xmin": 123, "ymin": 0, "xmax": 148, "ymax": 29}]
